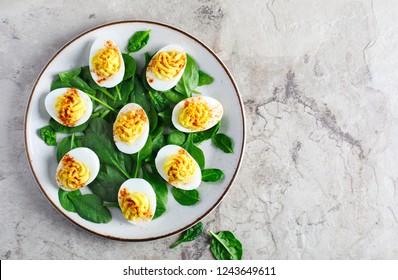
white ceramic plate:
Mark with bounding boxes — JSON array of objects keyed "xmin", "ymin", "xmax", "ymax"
[{"xmin": 25, "ymin": 21, "xmax": 245, "ymax": 241}]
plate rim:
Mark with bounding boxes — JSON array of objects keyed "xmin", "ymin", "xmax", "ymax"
[{"xmin": 24, "ymin": 20, "xmax": 246, "ymax": 241}]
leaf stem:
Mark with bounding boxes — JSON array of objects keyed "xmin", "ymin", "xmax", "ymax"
[
  {"xmin": 192, "ymin": 89, "xmax": 201, "ymax": 95},
  {"xmin": 70, "ymin": 133, "xmax": 75, "ymax": 150},
  {"xmin": 133, "ymin": 160, "xmax": 140, "ymax": 178},
  {"xmin": 86, "ymin": 93, "xmax": 116, "ymax": 112},
  {"xmin": 170, "ymin": 240, "xmax": 182, "ymax": 249},
  {"xmin": 100, "ymin": 88, "xmax": 116, "ymax": 101},
  {"xmin": 115, "ymin": 85, "xmax": 122, "ymax": 100},
  {"xmin": 114, "ymin": 160, "xmax": 131, "ymax": 179}
]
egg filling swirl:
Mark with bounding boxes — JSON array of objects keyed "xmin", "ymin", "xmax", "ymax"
[
  {"xmin": 55, "ymin": 88, "xmax": 85, "ymax": 127},
  {"xmin": 120, "ymin": 191, "xmax": 152, "ymax": 221},
  {"xmin": 164, "ymin": 149, "xmax": 195, "ymax": 184},
  {"xmin": 114, "ymin": 109, "xmax": 146, "ymax": 144},
  {"xmin": 92, "ymin": 41, "xmax": 121, "ymax": 78},
  {"xmin": 57, "ymin": 154, "xmax": 90, "ymax": 190},
  {"xmin": 178, "ymin": 100, "xmax": 211, "ymax": 130},
  {"xmin": 148, "ymin": 51, "xmax": 186, "ymax": 80}
]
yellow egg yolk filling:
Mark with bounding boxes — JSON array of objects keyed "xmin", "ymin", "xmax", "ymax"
[
  {"xmin": 57, "ymin": 154, "xmax": 90, "ymax": 190},
  {"xmin": 148, "ymin": 51, "xmax": 186, "ymax": 80},
  {"xmin": 54, "ymin": 88, "xmax": 85, "ymax": 127},
  {"xmin": 114, "ymin": 109, "xmax": 146, "ymax": 144},
  {"xmin": 120, "ymin": 191, "xmax": 152, "ymax": 222},
  {"xmin": 178, "ymin": 100, "xmax": 211, "ymax": 130},
  {"xmin": 164, "ymin": 149, "xmax": 195, "ymax": 184},
  {"xmin": 92, "ymin": 42, "xmax": 121, "ymax": 78}
]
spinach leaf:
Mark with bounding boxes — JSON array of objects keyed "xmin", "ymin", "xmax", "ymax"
[
  {"xmin": 122, "ymin": 53, "xmax": 137, "ymax": 81},
  {"xmin": 140, "ymin": 52, "xmax": 153, "ymax": 92},
  {"xmin": 149, "ymin": 91, "xmax": 169, "ymax": 112},
  {"xmin": 183, "ymin": 134, "xmax": 205, "ymax": 169},
  {"xmin": 58, "ymin": 189, "xmax": 82, "ymax": 212},
  {"xmin": 56, "ymin": 134, "xmax": 83, "ymax": 162},
  {"xmin": 39, "ymin": 125, "xmax": 56, "ymax": 146},
  {"xmin": 167, "ymin": 131, "xmax": 186, "ymax": 146},
  {"xmin": 89, "ymin": 164, "xmax": 127, "ymax": 203},
  {"xmin": 151, "ymin": 133, "xmax": 165, "ymax": 154},
  {"xmin": 175, "ymin": 54, "xmax": 199, "ymax": 97},
  {"xmin": 127, "ymin": 30, "xmax": 151, "ymax": 52},
  {"xmin": 130, "ymin": 76, "xmax": 151, "ymax": 114},
  {"xmin": 158, "ymin": 109, "xmax": 172, "ymax": 125},
  {"xmin": 193, "ymin": 122, "xmax": 220, "ymax": 144},
  {"xmin": 171, "ymin": 188, "xmax": 200, "ymax": 206},
  {"xmin": 201, "ymin": 168, "xmax": 224, "ymax": 182},
  {"xmin": 50, "ymin": 118, "xmax": 89, "ymax": 134},
  {"xmin": 70, "ymin": 194, "xmax": 112, "ymax": 224},
  {"xmin": 142, "ymin": 168, "xmax": 168, "ymax": 219},
  {"xmin": 132, "ymin": 137, "xmax": 153, "ymax": 178},
  {"xmin": 80, "ymin": 66, "xmax": 116, "ymax": 101},
  {"xmin": 212, "ymin": 133, "xmax": 234, "ymax": 153},
  {"xmin": 209, "ymin": 230, "xmax": 243, "ymax": 260},
  {"xmin": 51, "ymin": 78, "xmax": 71, "ymax": 90},
  {"xmin": 58, "ymin": 67, "xmax": 81, "ymax": 83},
  {"xmin": 164, "ymin": 89, "xmax": 185, "ymax": 104},
  {"xmin": 84, "ymin": 118, "xmax": 130, "ymax": 179},
  {"xmin": 108, "ymin": 77, "xmax": 134, "ymax": 108},
  {"xmin": 198, "ymin": 70, "xmax": 214, "ymax": 86},
  {"xmin": 170, "ymin": 222, "xmax": 204, "ymax": 248},
  {"xmin": 69, "ymin": 76, "xmax": 96, "ymax": 95},
  {"xmin": 148, "ymin": 105, "xmax": 158, "ymax": 133}
]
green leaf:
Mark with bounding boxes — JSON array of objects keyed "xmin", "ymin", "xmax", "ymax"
[
  {"xmin": 132, "ymin": 137, "xmax": 153, "ymax": 178},
  {"xmin": 130, "ymin": 76, "xmax": 151, "ymax": 114},
  {"xmin": 51, "ymin": 78, "xmax": 71, "ymax": 91},
  {"xmin": 122, "ymin": 53, "xmax": 137, "ymax": 81},
  {"xmin": 69, "ymin": 76, "xmax": 96, "ymax": 95},
  {"xmin": 193, "ymin": 122, "xmax": 220, "ymax": 144},
  {"xmin": 175, "ymin": 54, "xmax": 199, "ymax": 97},
  {"xmin": 84, "ymin": 118, "xmax": 130, "ymax": 179},
  {"xmin": 167, "ymin": 131, "xmax": 186, "ymax": 146},
  {"xmin": 201, "ymin": 168, "xmax": 224, "ymax": 182},
  {"xmin": 58, "ymin": 189, "xmax": 82, "ymax": 212},
  {"xmin": 80, "ymin": 66, "xmax": 116, "ymax": 101},
  {"xmin": 198, "ymin": 70, "xmax": 214, "ymax": 86},
  {"xmin": 142, "ymin": 168, "xmax": 168, "ymax": 219},
  {"xmin": 163, "ymin": 89, "xmax": 186, "ymax": 104},
  {"xmin": 127, "ymin": 30, "xmax": 151, "ymax": 52},
  {"xmin": 152, "ymin": 133, "xmax": 165, "ymax": 154},
  {"xmin": 70, "ymin": 194, "xmax": 112, "ymax": 224},
  {"xmin": 158, "ymin": 109, "xmax": 172, "ymax": 125},
  {"xmin": 170, "ymin": 222, "xmax": 204, "ymax": 248},
  {"xmin": 39, "ymin": 125, "xmax": 56, "ymax": 146},
  {"xmin": 171, "ymin": 188, "xmax": 200, "ymax": 206},
  {"xmin": 148, "ymin": 91, "xmax": 170, "ymax": 112},
  {"xmin": 212, "ymin": 133, "xmax": 234, "ymax": 153},
  {"xmin": 89, "ymin": 164, "xmax": 127, "ymax": 203},
  {"xmin": 183, "ymin": 134, "xmax": 205, "ymax": 169},
  {"xmin": 56, "ymin": 134, "xmax": 83, "ymax": 162},
  {"xmin": 209, "ymin": 230, "xmax": 243, "ymax": 260},
  {"xmin": 58, "ymin": 67, "xmax": 81, "ymax": 83},
  {"xmin": 50, "ymin": 118, "xmax": 89, "ymax": 134}
]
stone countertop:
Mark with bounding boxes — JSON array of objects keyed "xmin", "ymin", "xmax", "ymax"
[{"xmin": 1, "ymin": 0, "xmax": 398, "ymax": 260}]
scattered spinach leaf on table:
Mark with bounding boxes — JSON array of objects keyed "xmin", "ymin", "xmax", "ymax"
[
  {"xmin": 170, "ymin": 222, "xmax": 204, "ymax": 248},
  {"xmin": 209, "ymin": 230, "xmax": 243, "ymax": 260}
]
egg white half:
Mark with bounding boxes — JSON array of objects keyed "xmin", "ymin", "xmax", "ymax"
[
  {"xmin": 113, "ymin": 103, "xmax": 150, "ymax": 154},
  {"xmin": 172, "ymin": 96, "xmax": 223, "ymax": 133},
  {"xmin": 118, "ymin": 178, "xmax": 157, "ymax": 225},
  {"xmin": 146, "ymin": 44, "xmax": 186, "ymax": 91},
  {"xmin": 56, "ymin": 147, "xmax": 100, "ymax": 191},
  {"xmin": 155, "ymin": 144, "xmax": 202, "ymax": 190},
  {"xmin": 44, "ymin": 87, "xmax": 93, "ymax": 127},
  {"xmin": 89, "ymin": 38, "xmax": 125, "ymax": 88}
]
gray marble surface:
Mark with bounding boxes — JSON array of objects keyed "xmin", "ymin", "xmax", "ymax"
[{"xmin": 1, "ymin": 0, "xmax": 398, "ymax": 260}]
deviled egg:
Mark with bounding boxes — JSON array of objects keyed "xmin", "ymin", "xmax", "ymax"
[
  {"xmin": 56, "ymin": 147, "xmax": 100, "ymax": 191},
  {"xmin": 45, "ymin": 87, "xmax": 93, "ymax": 127},
  {"xmin": 155, "ymin": 145, "xmax": 201, "ymax": 190},
  {"xmin": 113, "ymin": 103, "xmax": 149, "ymax": 154},
  {"xmin": 146, "ymin": 44, "xmax": 186, "ymax": 91},
  {"xmin": 118, "ymin": 178, "xmax": 156, "ymax": 225},
  {"xmin": 172, "ymin": 96, "xmax": 223, "ymax": 133},
  {"xmin": 89, "ymin": 38, "xmax": 125, "ymax": 88}
]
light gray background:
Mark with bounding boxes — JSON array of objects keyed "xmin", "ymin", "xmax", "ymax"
[{"xmin": 1, "ymin": 0, "xmax": 398, "ymax": 259}]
